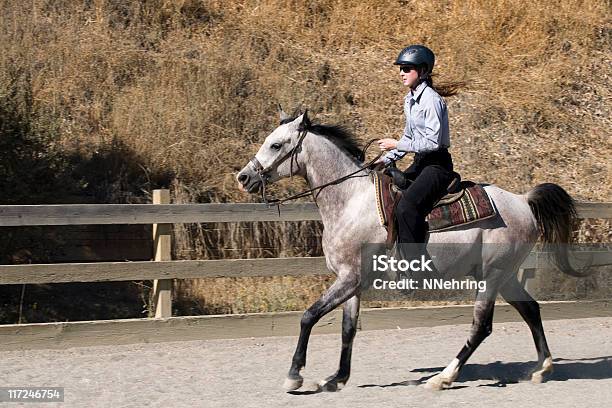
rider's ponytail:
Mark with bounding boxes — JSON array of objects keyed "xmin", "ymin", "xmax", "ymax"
[
  {"xmin": 418, "ymin": 65, "xmax": 463, "ymax": 97},
  {"xmin": 425, "ymin": 75, "xmax": 463, "ymax": 97}
]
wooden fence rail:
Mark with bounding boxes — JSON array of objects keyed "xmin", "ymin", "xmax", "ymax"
[
  {"xmin": 0, "ymin": 202, "xmax": 609, "ymax": 226},
  {"xmin": 0, "ymin": 258, "xmax": 332, "ymax": 285},
  {"xmin": 1, "ymin": 252, "xmax": 611, "ymax": 286},
  {"xmin": 0, "ymin": 190, "xmax": 610, "ymax": 343},
  {"xmin": 0, "ymin": 203, "xmax": 322, "ymax": 226}
]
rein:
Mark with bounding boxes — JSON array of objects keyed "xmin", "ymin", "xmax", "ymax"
[{"xmin": 250, "ymin": 135, "xmax": 384, "ymax": 209}]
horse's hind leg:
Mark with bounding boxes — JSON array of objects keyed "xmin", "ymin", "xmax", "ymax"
[
  {"xmin": 319, "ymin": 294, "xmax": 360, "ymax": 392},
  {"xmin": 283, "ymin": 274, "xmax": 359, "ymax": 391},
  {"xmin": 499, "ymin": 277, "xmax": 553, "ymax": 383},
  {"xmin": 425, "ymin": 292, "xmax": 496, "ymax": 390}
]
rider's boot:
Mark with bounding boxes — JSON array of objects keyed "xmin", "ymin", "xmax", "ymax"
[{"xmin": 384, "ymin": 167, "xmax": 411, "ymax": 190}]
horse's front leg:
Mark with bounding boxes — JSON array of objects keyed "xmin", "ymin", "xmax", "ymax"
[
  {"xmin": 283, "ymin": 275, "xmax": 359, "ymax": 391},
  {"xmin": 319, "ymin": 293, "xmax": 360, "ymax": 391}
]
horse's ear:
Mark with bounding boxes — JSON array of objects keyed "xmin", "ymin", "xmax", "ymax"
[
  {"xmin": 297, "ymin": 109, "xmax": 310, "ymax": 131},
  {"xmin": 278, "ymin": 104, "xmax": 290, "ymax": 122}
]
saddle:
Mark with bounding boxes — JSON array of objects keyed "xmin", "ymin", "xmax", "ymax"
[{"xmin": 373, "ymin": 170, "xmax": 497, "ymax": 248}]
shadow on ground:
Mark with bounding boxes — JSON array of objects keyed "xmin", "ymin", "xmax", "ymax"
[{"xmin": 358, "ymin": 356, "xmax": 612, "ymax": 389}]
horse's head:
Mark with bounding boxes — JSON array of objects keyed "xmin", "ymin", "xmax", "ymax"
[{"xmin": 237, "ymin": 109, "xmax": 310, "ymax": 194}]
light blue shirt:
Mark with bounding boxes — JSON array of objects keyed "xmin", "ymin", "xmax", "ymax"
[{"xmin": 384, "ymin": 82, "xmax": 450, "ymax": 163}]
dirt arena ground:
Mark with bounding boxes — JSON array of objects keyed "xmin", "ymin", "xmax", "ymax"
[{"xmin": 0, "ymin": 316, "xmax": 610, "ymax": 407}]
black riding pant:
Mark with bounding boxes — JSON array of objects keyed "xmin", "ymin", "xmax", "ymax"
[{"xmin": 396, "ymin": 149, "xmax": 454, "ymax": 244}]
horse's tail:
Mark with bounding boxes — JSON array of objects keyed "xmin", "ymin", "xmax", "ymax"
[{"xmin": 527, "ymin": 183, "xmax": 588, "ymax": 277}]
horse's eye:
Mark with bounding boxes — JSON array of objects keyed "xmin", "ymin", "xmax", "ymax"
[{"xmin": 271, "ymin": 143, "xmax": 282, "ymax": 150}]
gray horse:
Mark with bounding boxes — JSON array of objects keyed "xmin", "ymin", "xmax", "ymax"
[{"xmin": 236, "ymin": 110, "xmax": 583, "ymax": 392}]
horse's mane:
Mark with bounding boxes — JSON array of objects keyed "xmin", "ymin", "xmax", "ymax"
[{"xmin": 280, "ymin": 117, "xmax": 363, "ymax": 162}]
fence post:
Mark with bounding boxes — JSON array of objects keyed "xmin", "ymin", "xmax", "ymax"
[{"xmin": 152, "ymin": 189, "xmax": 172, "ymax": 318}]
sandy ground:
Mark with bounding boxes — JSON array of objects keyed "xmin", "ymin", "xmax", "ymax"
[{"xmin": 0, "ymin": 317, "xmax": 611, "ymax": 408}]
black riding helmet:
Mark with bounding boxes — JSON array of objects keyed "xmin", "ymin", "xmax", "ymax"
[{"xmin": 394, "ymin": 45, "xmax": 435, "ymax": 74}]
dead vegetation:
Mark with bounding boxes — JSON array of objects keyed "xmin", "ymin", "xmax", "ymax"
[{"xmin": 0, "ymin": 0, "xmax": 609, "ymax": 318}]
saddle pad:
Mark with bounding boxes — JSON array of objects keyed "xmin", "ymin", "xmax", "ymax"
[
  {"xmin": 373, "ymin": 171, "xmax": 401, "ymax": 227},
  {"xmin": 427, "ymin": 185, "xmax": 496, "ymax": 232}
]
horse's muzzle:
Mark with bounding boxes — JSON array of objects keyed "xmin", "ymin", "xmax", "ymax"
[{"xmin": 237, "ymin": 171, "xmax": 263, "ymax": 194}]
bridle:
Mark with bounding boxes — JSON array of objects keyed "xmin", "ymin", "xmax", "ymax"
[
  {"xmin": 248, "ymin": 128, "xmax": 308, "ymax": 206},
  {"xmin": 248, "ymin": 131, "xmax": 384, "ymax": 209}
]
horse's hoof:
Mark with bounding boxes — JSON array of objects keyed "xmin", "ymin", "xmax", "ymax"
[
  {"xmin": 424, "ymin": 374, "xmax": 452, "ymax": 391},
  {"xmin": 283, "ymin": 376, "xmax": 304, "ymax": 391},
  {"xmin": 318, "ymin": 377, "xmax": 346, "ymax": 392},
  {"xmin": 531, "ymin": 357, "xmax": 553, "ymax": 384}
]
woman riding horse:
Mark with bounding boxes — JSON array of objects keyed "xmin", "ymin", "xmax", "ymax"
[{"xmin": 236, "ymin": 47, "xmax": 584, "ymax": 391}]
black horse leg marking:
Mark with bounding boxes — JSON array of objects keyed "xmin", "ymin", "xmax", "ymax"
[
  {"xmin": 425, "ymin": 292, "xmax": 496, "ymax": 390},
  {"xmin": 456, "ymin": 299, "xmax": 495, "ymax": 367},
  {"xmin": 500, "ymin": 278, "xmax": 553, "ymax": 382},
  {"xmin": 284, "ymin": 276, "xmax": 359, "ymax": 391},
  {"xmin": 320, "ymin": 294, "xmax": 360, "ymax": 391}
]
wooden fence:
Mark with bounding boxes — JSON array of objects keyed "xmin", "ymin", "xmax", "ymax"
[{"xmin": 0, "ymin": 190, "xmax": 610, "ymax": 350}]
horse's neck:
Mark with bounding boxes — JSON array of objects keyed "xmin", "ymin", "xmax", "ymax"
[{"xmin": 302, "ymin": 135, "xmax": 369, "ymax": 223}]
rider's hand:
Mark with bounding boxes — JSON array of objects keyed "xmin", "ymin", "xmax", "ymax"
[{"xmin": 377, "ymin": 138, "xmax": 398, "ymax": 151}]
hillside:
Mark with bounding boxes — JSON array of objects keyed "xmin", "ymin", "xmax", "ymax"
[
  {"xmin": 0, "ymin": 0, "xmax": 609, "ymax": 319},
  {"xmin": 1, "ymin": 0, "xmax": 609, "ymax": 203}
]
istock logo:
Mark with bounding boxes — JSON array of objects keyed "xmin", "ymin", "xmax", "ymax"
[{"xmin": 372, "ymin": 254, "xmax": 433, "ymax": 273}]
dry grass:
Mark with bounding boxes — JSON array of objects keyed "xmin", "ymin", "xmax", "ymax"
[{"xmin": 1, "ymin": 0, "xmax": 610, "ymax": 316}]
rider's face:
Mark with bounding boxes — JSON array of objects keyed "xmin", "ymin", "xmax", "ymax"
[{"xmin": 399, "ymin": 65, "xmax": 419, "ymax": 89}]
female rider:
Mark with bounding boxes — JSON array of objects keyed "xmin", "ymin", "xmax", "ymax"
[{"xmin": 377, "ymin": 44, "xmax": 458, "ymax": 248}]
